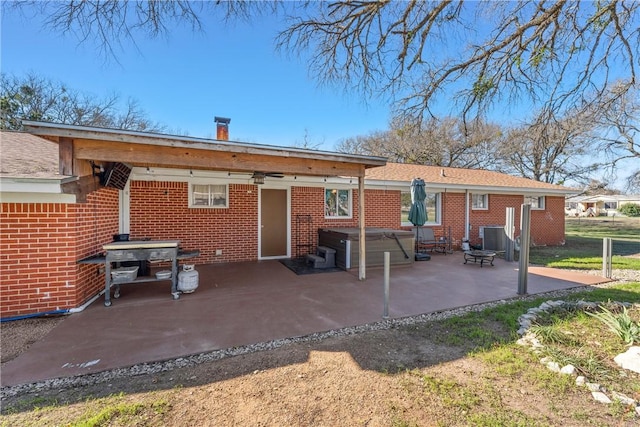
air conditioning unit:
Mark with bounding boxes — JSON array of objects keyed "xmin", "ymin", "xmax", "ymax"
[{"xmin": 482, "ymin": 226, "xmax": 506, "ymax": 252}]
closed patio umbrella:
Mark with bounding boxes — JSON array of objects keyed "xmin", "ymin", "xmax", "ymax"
[{"xmin": 408, "ymin": 178, "xmax": 429, "ymax": 260}]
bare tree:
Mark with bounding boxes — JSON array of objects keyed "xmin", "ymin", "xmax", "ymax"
[
  {"xmin": 8, "ymin": 1, "xmax": 638, "ymax": 182},
  {"xmin": 277, "ymin": 1, "xmax": 639, "ymax": 123},
  {"xmin": 626, "ymin": 171, "xmax": 640, "ymax": 194},
  {"xmin": 336, "ymin": 116, "xmax": 504, "ymax": 169},
  {"xmin": 10, "ymin": 1, "xmax": 638, "ymax": 120},
  {"xmin": 592, "ymin": 83, "xmax": 639, "ymax": 163},
  {"xmin": 292, "ymin": 128, "xmax": 324, "ymax": 150},
  {"xmin": 498, "ymin": 105, "xmax": 601, "ymax": 184},
  {"xmin": 0, "ymin": 72, "xmax": 164, "ymax": 131}
]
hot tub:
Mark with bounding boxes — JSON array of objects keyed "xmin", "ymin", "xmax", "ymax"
[{"xmin": 318, "ymin": 227, "xmax": 414, "ymax": 269}]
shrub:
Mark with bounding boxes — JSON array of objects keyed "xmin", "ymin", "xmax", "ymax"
[
  {"xmin": 618, "ymin": 203, "xmax": 640, "ymax": 217},
  {"xmin": 586, "ymin": 304, "xmax": 640, "ymax": 346}
]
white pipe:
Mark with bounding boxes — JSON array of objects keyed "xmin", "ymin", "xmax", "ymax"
[
  {"xmin": 69, "ymin": 290, "xmax": 104, "ymax": 313},
  {"xmin": 464, "ymin": 190, "xmax": 470, "ymax": 240}
]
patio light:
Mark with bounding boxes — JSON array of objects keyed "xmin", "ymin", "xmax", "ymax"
[{"xmin": 253, "ymin": 173, "xmax": 265, "ymax": 185}]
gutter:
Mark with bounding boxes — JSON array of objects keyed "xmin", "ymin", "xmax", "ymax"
[{"xmin": 366, "ymin": 179, "xmax": 573, "ymax": 196}]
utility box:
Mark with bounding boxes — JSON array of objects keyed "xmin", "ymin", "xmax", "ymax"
[{"xmin": 481, "ymin": 226, "xmax": 506, "ymax": 252}]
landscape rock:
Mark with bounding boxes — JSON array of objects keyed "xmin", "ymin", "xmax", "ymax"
[
  {"xmin": 559, "ymin": 365, "xmax": 576, "ymax": 375},
  {"xmin": 592, "ymin": 391, "xmax": 612, "ymax": 404},
  {"xmin": 546, "ymin": 361, "xmax": 561, "ymax": 372},
  {"xmin": 611, "ymin": 391, "xmax": 636, "ymax": 406},
  {"xmin": 586, "ymin": 382, "xmax": 602, "ymax": 392},
  {"xmin": 614, "ymin": 346, "xmax": 640, "ymax": 374}
]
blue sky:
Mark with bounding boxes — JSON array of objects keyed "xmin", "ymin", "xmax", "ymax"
[{"xmin": 1, "ymin": 7, "xmax": 391, "ymax": 150}]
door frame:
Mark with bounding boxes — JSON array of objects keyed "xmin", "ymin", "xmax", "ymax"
[{"xmin": 258, "ymin": 184, "xmax": 291, "ymax": 260}]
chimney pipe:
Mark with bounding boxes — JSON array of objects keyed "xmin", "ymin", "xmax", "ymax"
[{"xmin": 214, "ymin": 116, "xmax": 231, "ymax": 140}]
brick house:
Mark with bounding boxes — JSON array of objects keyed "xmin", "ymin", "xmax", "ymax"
[
  {"xmin": 1, "ymin": 122, "xmax": 572, "ymax": 319},
  {"xmin": 365, "ymin": 163, "xmax": 571, "ymax": 249}
]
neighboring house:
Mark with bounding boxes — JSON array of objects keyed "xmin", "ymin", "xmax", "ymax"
[
  {"xmin": 565, "ymin": 194, "xmax": 640, "ymax": 217},
  {"xmin": 365, "ymin": 163, "xmax": 573, "ymax": 249},
  {"xmin": 1, "ymin": 122, "xmax": 575, "ymax": 319}
]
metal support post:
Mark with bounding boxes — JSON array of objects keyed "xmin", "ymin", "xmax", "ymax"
[
  {"xmin": 602, "ymin": 237, "xmax": 613, "ymax": 279},
  {"xmin": 517, "ymin": 205, "xmax": 531, "ymax": 295},
  {"xmin": 383, "ymin": 251, "xmax": 390, "ymax": 319}
]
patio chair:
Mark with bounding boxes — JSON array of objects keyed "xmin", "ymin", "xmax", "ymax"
[{"xmin": 416, "ymin": 227, "xmax": 447, "ymax": 255}]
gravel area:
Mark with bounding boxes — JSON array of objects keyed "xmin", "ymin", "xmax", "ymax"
[{"xmin": 2, "ymin": 269, "xmax": 639, "ymax": 400}]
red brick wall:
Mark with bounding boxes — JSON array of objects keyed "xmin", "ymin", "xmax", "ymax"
[
  {"xmin": 129, "ymin": 181, "xmax": 258, "ymax": 263},
  {"xmin": 0, "ymin": 203, "xmax": 76, "ymax": 317},
  {"xmin": 73, "ymin": 188, "xmax": 120, "ymax": 306},
  {"xmin": 291, "ymin": 187, "xmax": 400, "ymax": 257},
  {"xmin": 129, "ymin": 182, "xmax": 565, "ymax": 260},
  {"xmin": 398, "ymin": 192, "xmax": 566, "ymax": 249},
  {"xmin": 0, "ymin": 188, "xmax": 119, "ymax": 318},
  {"xmin": 467, "ymin": 194, "xmax": 523, "ymax": 248},
  {"xmin": 126, "ymin": 183, "xmax": 402, "ymax": 263},
  {"xmin": 530, "ymin": 196, "xmax": 565, "ymax": 246},
  {"xmin": 364, "ymin": 189, "xmax": 402, "ymax": 228}
]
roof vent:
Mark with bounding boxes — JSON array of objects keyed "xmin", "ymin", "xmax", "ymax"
[
  {"xmin": 215, "ymin": 116, "xmax": 231, "ymax": 140},
  {"xmin": 440, "ymin": 168, "xmax": 445, "ymax": 177}
]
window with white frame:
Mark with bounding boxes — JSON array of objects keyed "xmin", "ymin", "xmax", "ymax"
[
  {"xmin": 190, "ymin": 184, "xmax": 228, "ymax": 208},
  {"xmin": 325, "ymin": 188, "xmax": 351, "ymax": 218},
  {"xmin": 604, "ymin": 201, "xmax": 618, "ymax": 209},
  {"xmin": 471, "ymin": 193, "xmax": 488, "ymax": 210},
  {"xmin": 525, "ymin": 195, "xmax": 545, "ymax": 210},
  {"xmin": 401, "ymin": 191, "xmax": 441, "ymax": 225}
]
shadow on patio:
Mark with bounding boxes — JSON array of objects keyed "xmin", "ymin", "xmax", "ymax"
[{"xmin": 1, "ymin": 253, "xmax": 611, "ymax": 387}]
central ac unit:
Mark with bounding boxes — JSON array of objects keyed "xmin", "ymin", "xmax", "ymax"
[{"xmin": 482, "ymin": 226, "xmax": 506, "ymax": 251}]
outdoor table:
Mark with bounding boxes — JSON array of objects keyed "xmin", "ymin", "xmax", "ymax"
[{"xmin": 463, "ymin": 250, "xmax": 496, "ymax": 267}]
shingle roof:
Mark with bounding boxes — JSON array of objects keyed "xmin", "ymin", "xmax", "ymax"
[
  {"xmin": 365, "ymin": 162, "xmax": 574, "ymax": 193},
  {"xmin": 0, "ymin": 131, "xmax": 65, "ymax": 179}
]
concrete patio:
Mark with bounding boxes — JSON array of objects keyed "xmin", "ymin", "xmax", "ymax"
[{"xmin": 1, "ymin": 253, "xmax": 610, "ymax": 387}]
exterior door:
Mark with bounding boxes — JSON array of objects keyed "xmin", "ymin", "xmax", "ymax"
[{"xmin": 260, "ymin": 188, "xmax": 288, "ymax": 258}]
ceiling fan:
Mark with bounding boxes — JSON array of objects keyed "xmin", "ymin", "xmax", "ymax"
[{"xmin": 251, "ymin": 171, "xmax": 284, "ymax": 184}]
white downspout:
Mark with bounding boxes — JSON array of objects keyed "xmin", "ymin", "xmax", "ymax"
[
  {"xmin": 119, "ymin": 180, "xmax": 131, "ymax": 234},
  {"xmin": 464, "ymin": 190, "xmax": 470, "ymax": 240},
  {"xmin": 358, "ymin": 174, "xmax": 366, "ymax": 281}
]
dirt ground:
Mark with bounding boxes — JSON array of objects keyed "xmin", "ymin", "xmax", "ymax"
[{"xmin": 1, "ymin": 312, "xmax": 633, "ymax": 426}]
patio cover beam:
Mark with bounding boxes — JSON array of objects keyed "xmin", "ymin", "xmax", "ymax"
[
  {"xmin": 23, "ymin": 121, "xmax": 386, "ymax": 179},
  {"xmin": 70, "ymin": 138, "xmax": 366, "ymax": 178}
]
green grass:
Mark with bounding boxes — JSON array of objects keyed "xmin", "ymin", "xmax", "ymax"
[
  {"xmin": 413, "ymin": 283, "xmax": 640, "ymax": 425},
  {"xmin": 528, "ymin": 217, "xmax": 640, "ymax": 269},
  {"xmin": 1, "ymin": 394, "xmax": 170, "ymax": 427}
]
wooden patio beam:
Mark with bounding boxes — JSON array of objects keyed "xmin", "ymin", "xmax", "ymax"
[
  {"xmin": 58, "ymin": 137, "xmax": 74, "ymax": 176},
  {"xmin": 72, "ymin": 139, "xmax": 367, "ymax": 177},
  {"xmin": 61, "ymin": 175, "xmax": 101, "ymax": 203}
]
